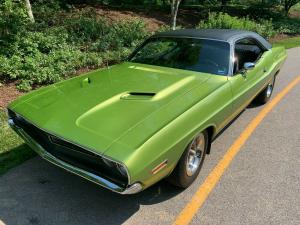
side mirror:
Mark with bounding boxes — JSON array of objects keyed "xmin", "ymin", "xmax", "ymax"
[{"xmin": 243, "ymin": 62, "xmax": 255, "ymax": 70}]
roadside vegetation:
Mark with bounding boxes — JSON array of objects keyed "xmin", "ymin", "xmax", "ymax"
[
  {"xmin": 1, "ymin": 0, "xmax": 300, "ymax": 92},
  {"xmin": 272, "ymin": 36, "xmax": 300, "ymax": 49},
  {"xmin": 0, "ymin": 110, "xmax": 35, "ymax": 175},
  {"xmin": 0, "ymin": 0, "xmax": 300, "ymax": 174}
]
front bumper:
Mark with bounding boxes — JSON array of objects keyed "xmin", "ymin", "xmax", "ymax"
[{"xmin": 8, "ymin": 118, "xmax": 142, "ymax": 194}]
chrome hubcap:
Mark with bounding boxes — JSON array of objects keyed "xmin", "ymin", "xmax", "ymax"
[
  {"xmin": 186, "ymin": 133, "xmax": 205, "ymax": 177},
  {"xmin": 266, "ymin": 83, "xmax": 273, "ymax": 98}
]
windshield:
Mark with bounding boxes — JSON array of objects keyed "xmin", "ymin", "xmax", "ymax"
[{"xmin": 128, "ymin": 37, "xmax": 230, "ymax": 75}]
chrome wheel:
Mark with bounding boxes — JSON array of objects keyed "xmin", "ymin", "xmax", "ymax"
[
  {"xmin": 168, "ymin": 130, "xmax": 209, "ymax": 188},
  {"xmin": 266, "ymin": 83, "xmax": 273, "ymax": 98},
  {"xmin": 186, "ymin": 133, "xmax": 206, "ymax": 177}
]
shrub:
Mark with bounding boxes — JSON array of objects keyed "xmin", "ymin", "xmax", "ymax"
[
  {"xmin": 197, "ymin": 12, "xmax": 277, "ymax": 39},
  {"xmin": 66, "ymin": 16, "xmax": 111, "ymax": 43},
  {"xmin": 0, "ymin": 4, "xmax": 148, "ymax": 91},
  {"xmin": 66, "ymin": 13, "xmax": 148, "ymax": 50},
  {"xmin": 0, "ymin": 0, "xmax": 29, "ymax": 44},
  {"xmin": 0, "ymin": 30, "xmax": 102, "ymax": 91},
  {"xmin": 272, "ymin": 17, "xmax": 300, "ymax": 35},
  {"xmin": 112, "ymin": 19, "xmax": 148, "ymax": 47}
]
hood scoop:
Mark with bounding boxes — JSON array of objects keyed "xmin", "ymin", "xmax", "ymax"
[
  {"xmin": 81, "ymin": 77, "xmax": 91, "ymax": 87},
  {"xmin": 120, "ymin": 92, "xmax": 156, "ymax": 100}
]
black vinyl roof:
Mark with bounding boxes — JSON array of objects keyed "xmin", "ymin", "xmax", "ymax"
[{"xmin": 152, "ymin": 29, "xmax": 272, "ymax": 50}]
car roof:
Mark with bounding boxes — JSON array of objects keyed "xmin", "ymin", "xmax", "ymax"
[{"xmin": 152, "ymin": 29, "xmax": 272, "ymax": 50}]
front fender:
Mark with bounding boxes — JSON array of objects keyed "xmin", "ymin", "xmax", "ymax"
[{"xmin": 114, "ymin": 77, "xmax": 232, "ymax": 189}]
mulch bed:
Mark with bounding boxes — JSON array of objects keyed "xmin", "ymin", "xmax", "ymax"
[{"xmin": 0, "ymin": 82, "xmax": 23, "ymax": 109}]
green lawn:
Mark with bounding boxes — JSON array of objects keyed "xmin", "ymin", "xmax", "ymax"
[
  {"xmin": 272, "ymin": 36, "xmax": 300, "ymax": 49},
  {"xmin": 0, "ymin": 109, "xmax": 35, "ymax": 175}
]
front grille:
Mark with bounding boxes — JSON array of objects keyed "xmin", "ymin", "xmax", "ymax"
[{"xmin": 8, "ymin": 109, "xmax": 128, "ymax": 188}]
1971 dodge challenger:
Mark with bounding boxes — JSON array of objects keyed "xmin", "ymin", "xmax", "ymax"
[{"xmin": 7, "ymin": 29, "xmax": 287, "ymax": 194}]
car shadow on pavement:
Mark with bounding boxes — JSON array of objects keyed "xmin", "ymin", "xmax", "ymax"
[
  {"xmin": 0, "ymin": 156, "xmax": 183, "ymax": 225},
  {"xmin": 247, "ymin": 101, "xmax": 263, "ymax": 109}
]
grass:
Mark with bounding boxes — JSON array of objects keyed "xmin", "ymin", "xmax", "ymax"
[
  {"xmin": 0, "ymin": 109, "xmax": 35, "ymax": 175},
  {"xmin": 291, "ymin": 3, "xmax": 300, "ymax": 11},
  {"xmin": 272, "ymin": 36, "xmax": 300, "ymax": 49}
]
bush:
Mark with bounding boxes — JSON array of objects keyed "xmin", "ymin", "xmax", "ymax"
[
  {"xmin": 0, "ymin": 4, "xmax": 148, "ymax": 91},
  {"xmin": 66, "ymin": 16, "xmax": 111, "ymax": 43},
  {"xmin": 66, "ymin": 13, "xmax": 148, "ymax": 50},
  {"xmin": 197, "ymin": 12, "xmax": 277, "ymax": 39},
  {"xmin": 0, "ymin": 0, "xmax": 29, "ymax": 44},
  {"xmin": 272, "ymin": 17, "xmax": 300, "ymax": 35},
  {"xmin": 0, "ymin": 29, "xmax": 102, "ymax": 91}
]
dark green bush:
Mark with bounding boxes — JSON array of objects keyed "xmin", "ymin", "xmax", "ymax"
[
  {"xmin": 0, "ymin": 2, "xmax": 148, "ymax": 91},
  {"xmin": 272, "ymin": 17, "xmax": 300, "ymax": 35},
  {"xmin": 113, "ymin": 19, "xmax": 148, "ymax": 47},
  {"xmin": 0, "ymin": 29, "xmax": 102, "ymax": 91},
  {"xmin": 66, "ymin": 12, "xmax": 148, "ymax": 49},
  {"xmin": 0, "ymin": 0, "xmax": 29, "ymax": 45},
  {"xmin": 66, "ymin": 16, "xmax": 110, "ymax": 43},
  {"xmin": 197, "ymin": 12, "xmax": 277, "ymax": 39}
]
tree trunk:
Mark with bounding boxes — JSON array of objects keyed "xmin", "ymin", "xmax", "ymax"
[
  {"xmin": 170, "ymin": 0, "xmax": 181, "ymax": 30},
  {"xmin": 283, "ymin": 0, "xmax": 299, "ymax": 16},
  {"xmin": 25, "ymin": 0, "xmax": 35, "ymax": 23}
]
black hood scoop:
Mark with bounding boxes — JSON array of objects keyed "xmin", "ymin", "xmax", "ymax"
[{"xmin": 120, "ymin": 92, "xmax": 156, "ymax": 100}]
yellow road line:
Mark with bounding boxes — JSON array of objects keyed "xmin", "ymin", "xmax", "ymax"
[{"xmin": 173, "ymin": 76, "xmax": 300, "ymax": 225}]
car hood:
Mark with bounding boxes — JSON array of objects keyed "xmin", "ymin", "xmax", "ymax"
[{"xmin": 9, "ymin": 62, "xmax": 215, "ymax": 159}]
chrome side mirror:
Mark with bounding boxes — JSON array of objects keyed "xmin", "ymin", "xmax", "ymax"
[{"xmin": 243, "ymin": 62, "xmax": 255, "ymax": 70}]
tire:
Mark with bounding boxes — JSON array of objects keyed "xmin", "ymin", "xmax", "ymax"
[
  {"xmin": 168, "ymin": 130, "xmax": 209, "ymax": 188},
  {"xmin": 255, "ymin": 76, "xmax": 275, "ymax": 104}
]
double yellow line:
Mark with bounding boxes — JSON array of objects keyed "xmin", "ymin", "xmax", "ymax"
[{"xmin": 173, "ymin": 76, "xmax": 300, "ymax": 225}]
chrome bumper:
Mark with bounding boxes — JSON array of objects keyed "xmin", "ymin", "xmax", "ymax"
[{"xmin": 8, "ymin": 119, "xmax": 142, "ymax": 194}]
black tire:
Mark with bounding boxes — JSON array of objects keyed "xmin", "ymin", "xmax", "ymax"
[
  {"xmin": 255, "ymin": 76, "xmax": 275, "ymax": 104},
  {"xmin": 168, "ymin": 130, "xmax": 209, "ymax": 188}
]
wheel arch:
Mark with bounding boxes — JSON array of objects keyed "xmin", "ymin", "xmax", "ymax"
[{"xmin": 205, "ymin": 125, "xmax": 216, "ymax": 154}]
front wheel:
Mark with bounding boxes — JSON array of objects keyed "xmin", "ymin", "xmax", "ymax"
[
  {"xmin": 168, "ymin": 131, "xmax": 209, "ymax": 188},
  {"xmin": 255, "ymin": 76, "xmax": 275, "ymax": 104}
]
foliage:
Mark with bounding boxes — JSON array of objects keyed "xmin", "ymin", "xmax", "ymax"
[
  {"xmin": 1, "ymin": 0, "xmax": 300, "ymax": 91},
  {"xmin": 197, "ymin": 12, "xmax": 277, "ymax": 39},
  {"xmin": 66, "ymin": 13, "xmax": 147, "ymax": 49},
  {"xmin": 272, "ymin": 36, "xmax": 300, "ymax": 49},
  {"xmin": 0, "ymin": 29, "xmax": 102, "ymax": 91},
  {"xmin": 0, "ymin": 1, "xmax": 148, "ymax": 91},
  {"xmin": 272, "ymin": 17, "xmax": 300, "ymax": 35},
  {"xmin": 283, "ymin": 0, "xmax": 300, "ymax": 15},
  {"xmin": 0, "ymin": 110, "xmax": 35, "ymax": 175},
  {"xmin": 0, "ymin": 0, "xmax": 29, "ymax": 43}
]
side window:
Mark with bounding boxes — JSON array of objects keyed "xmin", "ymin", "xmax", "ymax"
[{"xmin": 233, "ymin": 38, "xmax": 265, "ymax": 74}]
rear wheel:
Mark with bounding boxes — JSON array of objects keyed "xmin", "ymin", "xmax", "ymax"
[
  {"xmin": 168, "ymin": 131, "xmax": 209, "ymax": 188},
  {"xmin": 255, "ymin": 76, "xmax": 275, "ymax": 104}
]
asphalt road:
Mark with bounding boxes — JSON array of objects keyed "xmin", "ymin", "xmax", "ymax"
[{"xmin": 1, "ymin": 47, "xmax": 300, "ymax": 225}]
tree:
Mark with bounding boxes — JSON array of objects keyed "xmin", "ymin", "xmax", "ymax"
[
  {"xmin": 24, "ymin": 0, "xmax": 34, "ymax": 22},
  {"xmin": 170, "ymin": 0, "xmax": 182, "ymax": 30},
  {"xmin": 283, "ymin": 0, "xmax": 300, "ymax": 16}
]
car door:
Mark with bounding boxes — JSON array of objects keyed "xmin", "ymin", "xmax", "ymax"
[{"xmin": 228, "ymin": 38, "xmax": 270, "ymax": 116}]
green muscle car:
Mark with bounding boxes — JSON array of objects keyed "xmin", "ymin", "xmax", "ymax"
[{"xmin": 7, "ymin": 29, "xmax": 287, "ymax": 194}]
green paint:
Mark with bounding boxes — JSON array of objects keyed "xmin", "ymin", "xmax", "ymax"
[{"xmin": 8, "ymin": 45, "xmax": 287, "ymax": 190}]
